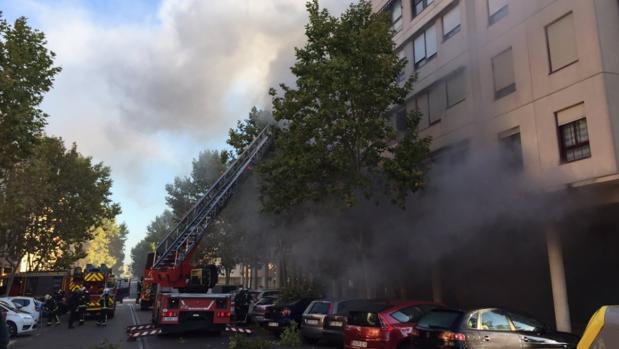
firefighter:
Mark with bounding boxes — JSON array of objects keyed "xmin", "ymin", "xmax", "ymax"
[
  {"xmin": 67, "ymin": 291, "xmax": 81, "ymax": 329},
  {"xmin": 77, "ymin": 287, "xmax": 88, "ymax": 325},
  {"xmin": 136, "ymin": 279, "xmax": 142, "ymax": 304},
  {"xmin": 53, "ymin": 289, "xmax": 66, "ymax": 315},
  {"xmin": 43, "ymin": 294, "xmax": 60, "ymax": 326},
  {"xmin": 234, "ymin": 289, "xmax": 252, "ymax": 322},
  {"xmin": 96, "ymin": 288, "xmax": 113, "ymax": 326}
]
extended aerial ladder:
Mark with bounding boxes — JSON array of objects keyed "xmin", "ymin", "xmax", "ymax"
[{"xmin": 132, "ymin": 128, "xmax": 271, "ymax": 337}]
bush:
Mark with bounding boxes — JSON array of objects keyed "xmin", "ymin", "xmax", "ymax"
[
  {"xmin": 278, "ymin": 321, "xmax": 302, "ymax": 347},
  {"xmin": 228, "ymin": 334, "xmax": 273, "ymax": 349}
]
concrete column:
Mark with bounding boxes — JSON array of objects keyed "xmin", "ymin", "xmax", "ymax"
[
  {"xmin": 432, "ymin": 263, "xmax": 442, "ymax": 304},
  {"xmin": 546, "ymin": 226, "xmax": 571, "ymax": 332}
]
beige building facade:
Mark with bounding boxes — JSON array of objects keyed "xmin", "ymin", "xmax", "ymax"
[{"xmin": 373, "ymin": 0, "xmax": 619, "ymax": 333}]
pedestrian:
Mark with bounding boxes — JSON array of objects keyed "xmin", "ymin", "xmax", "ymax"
[
  {"xmin": 67, "ymin": 291, "xmax": 80, "ymax": 329},
  {"xmin": 0, "ymin": 309, "xmax": 8, "ymax": 349},
  {"xmin": 43, "ymin": 294, "xmax": 60, "ymax": 326},
  {"xmin": 78, "ymin": 287, "xmax": 88, "ymax": 326},
  {"xmin": 96, "ymin": 289, "xmax": 113, "ymax": 326}
]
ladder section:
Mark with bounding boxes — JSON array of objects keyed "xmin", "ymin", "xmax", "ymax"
[{"xmin": 153, "ymin": 128, "xmax": 271, "ymax": 269}]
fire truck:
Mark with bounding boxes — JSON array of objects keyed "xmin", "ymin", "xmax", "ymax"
[
  {"xmin": 78, "ymin": 264, "xmax": 117, "ymax": 317},
  {"xmin": 136, "ymin": 128, "xmax": 270, "ymax": 335}
]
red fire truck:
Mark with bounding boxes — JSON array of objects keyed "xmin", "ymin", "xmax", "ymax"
[
  {"xmin": 80, "ymin": 265, "xmax": 117, "ymax": 317},
  {"xmin": 133, "ymin": 128, "xmax": 270, "ymax": 336}
]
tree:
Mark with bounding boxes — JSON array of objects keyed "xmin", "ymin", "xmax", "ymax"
[
  {"xmin": 260, "ymin": 0, "xmax": 429, "ymax": 213},
  {"xmin": 0, "ymin": 137, "xmax": 119, "ymax": 293},
  {"xmin": 258, "ymin": 0, "xmax": 431, "ymax": 296},
  {"xmin": 130, "ymin": 210, "xmax": 174, "ymax": 277},
  {"xmin": 80, "ymin": 219, "xmax": 128, "ymax": 274},
  {"xmin": 227, "ymin": 107, "xmax": 273, "ymax": 156},
  {"xmin": 0, "ymin": 14, "xmax": 61, "ymax": 177}
]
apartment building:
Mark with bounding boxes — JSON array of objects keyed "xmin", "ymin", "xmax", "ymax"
[{"xmin": 372, "ymin": 0, "xmax": 619, "ymax": 333}]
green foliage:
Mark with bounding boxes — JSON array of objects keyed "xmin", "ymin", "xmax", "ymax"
[
  {"xmin": 0, "ymin": 136, "xmax": 120, "ymax": 271},
  {"xmin": 279, "ymin": 321, "xmax": 302, "ymax": 347},
  {"xmin": 0, "ymin": 13, "xmax": 61, "ymax": 176},
  {"xmin": 130, "ymin": 210, "xmax": 174, "ymax": 276},
  {"xmin": 228, "ymin": 334, "xmax": 273, "ymax": 349},
  {"xmin": 259, "ymin": 0, "xmax": 430, "ymax": 212},
  {"xmin": 227, "ymin": 106, "xmax": 273, "ymax": 156},
  {"xmin": 82, "ymin": 219, "xmax": 129, "ymax": 274}
]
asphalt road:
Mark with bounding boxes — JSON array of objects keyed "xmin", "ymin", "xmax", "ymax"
[{"xmin": 9, "ymin": 299, "xmax": 331, "ymax": 349}]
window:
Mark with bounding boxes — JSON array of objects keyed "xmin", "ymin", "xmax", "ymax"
[
  {"xmin": 391, "ymin": 0, "xmax": 403, "ymax": 32},
  {"xmin": 488, "ymin": 0, "xmax": 508, "ymax": 25},
  {"xmin": 417, "ymin": 310, "xmax": 463, "ymax": 330},
  {"xmin": 467, "ymin": 311, "xmax": 479, "ymax": 329},
  {"xmin": 429, "ymin": 81, "xmax": 446, "ymax": 124},
  {"xmin": 556, "ymin": 103, "xmax": 591, "ymax": 162},
  {"xmin": 396, "ymin": 50, "xmax": 406, "ymax": 83},
  {"xmin": 508, "ymin": 312, "xmax": 544, "ymax": 332},
  {"xmin": 480, "ymin": 310, "xmax": 512, "ymax": 331},
  {"xmin": 446, "ymin": 69, "xmax": 466, "ymax": 107},
  {"xmin": 413, "ymin": 24, "xmax": 437, "ymax": 68},
  {"xmin": 416, "ymin": 91, "xmax": 430, "ymax": 127},
  {"xmin": 499, "ymin": 128, "xmax": 523, "ymax": 170},
  {"xmin": 309, "ymin": 302, "xmax": 330, "ymax": 315},
  {"xmin": 395, "ymin": 109, "xmax": 407, "ymax": 132},
  {"xmin": 391, "ymin": 306, "xmax": 425, "ymax": 323},
  {"xmin": 413, "ymin": 0, "xmax": 434, "ymax": 17},
  {"xmin": 492, "ymin": 47, "xmax": 516, "ymax": 99},
  {"xmin": 546, "ymin": 13, "xmax": 578, "ymax": 73},
  {"xmin": 442, "ymin": 5, "xmax": 461, "ymax": 40}
]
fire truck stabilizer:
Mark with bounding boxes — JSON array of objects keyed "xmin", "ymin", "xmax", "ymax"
[{"xmin": 130, "ymin": 128, "xmax": 271, "ymax": 337}]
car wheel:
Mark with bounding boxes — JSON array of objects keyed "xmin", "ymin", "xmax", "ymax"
[{"xmin": 7, "ymin": 321, "xmax": 17, "ymax": 337}]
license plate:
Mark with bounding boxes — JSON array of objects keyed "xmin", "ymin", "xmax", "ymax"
[
  {"xmin": 306, "ymin": 319, "xmax": 319, "ymax": 325},
  {"xmin": 268, "ymin": 322, "xmax": 279, "ymax": 327},
  {"xmin": 329, "ymin": 321, "xmax": 343, "ymax": 327},
  {"xmin": 351, "ymin": 340, "xmax": 368, "ymax": 348}
]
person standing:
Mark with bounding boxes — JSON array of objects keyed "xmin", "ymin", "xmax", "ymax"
[
  {"xmin": 67, "ymin": 291, "xmax": 80, "ymax": 329},
  {"xmin": 77, "ymin": 287, "xmax": 88, "ymax": 326},
  {"xmin": 54, "ymin": 289, "xmax": 66, "ymax": 315},
  {"xmin": 43, "ymin": 294, "xmax": 60, "ymax": 326},
  {"xmin": 136, "ymin": 279, "xmax": 142, "ymax": 304},
  {"xmin": 96, "ymin": 289, "xmax": 113, "ymax": 326},
  {"xmin": 0, "ymin": 309, "xmax": 9, "ymax": 349}
]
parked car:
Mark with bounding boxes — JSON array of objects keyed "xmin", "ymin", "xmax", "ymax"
[
  {"xmin": 263, "ymin": 297, "xmax": 318, "ymax": 334},
  {"xmin": 251, "ymin": 289, "xmax": 280, "ymax": 302},
  {"xmin": 0, "ymin": 300, "xmax": 36, "ymax": 337},
  {"xmin": 344, "ymin": 300, "xmax": 441, "ymax": 349},
  {"xmin": 1, "ymin": 297, "xmax": 42, "ymax": 324},
  {"xmin": 301, "ymin": 299, "xmax": 383, "ymax": 345},
  {"xmin": 248, "ymin": 296, "xmax": 279, "ymax": 323},
  {"xmin": 412, "ymin": 307, "xmax": 579, "ymax": 349}
]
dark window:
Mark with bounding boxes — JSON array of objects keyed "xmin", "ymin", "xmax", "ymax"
[
  {"xmin": 429, "ymin": 81, "xmax": 446, "ymax": 124},
  {"xmin": 309, "ymin": 302, "xmax": 331, "ymax": 315},
  {"xmin": 391, "ymin": 306, "xmax": 424, "ymax": 323},
  {"xmin": 492, "ymin": 47, "xmax": 516, "ymax": 99},
  {"xmin": 416, "ymin": 91, "xmax": 430, "ymax": 128},
  {"xmin": 395, "ymin": 110, "xmax": 407, "ymax": 132},
  {"xmin": 508, "ymin": 312, "xmax": 544, "ymax": 332},
  {"xmin": 500, "ymin": 130, "xmax": 523, "ymax": 170},
  {"xmin": 480, "ymin": 310, "xmax": 512, "ymax": 331},
  {"xmin": 391, "ymin": 0, "xmax": 403, "ymax": 32},
  {"xmin": 413, "ymin": 0, "xmax": 434, "ymax": 17},
  {"xmin": 467, "ymin": 311, "xmax": 479, "ymax": 329},
  {"xmin": 413, "ymin": 24, "xmax": 438, "ymax": 69},
  {"xmin": 559, "ymin": 119, "xmax": 590, "ymax": 162},
  {"xmin": 488, "ymin": 0, "xmax": 508, "ymax": 25},
  {"xmin": 348, "ymin": 311, "xmax": 381, "ymax": 327},
  {"xmin": 417, "ymin": 310, "xmax": 463, "ymax": 330}
]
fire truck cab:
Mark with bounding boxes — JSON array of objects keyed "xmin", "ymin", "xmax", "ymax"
[{"xmin": 74, "ymin": 264, "xmax": 117, "ymax": 317}]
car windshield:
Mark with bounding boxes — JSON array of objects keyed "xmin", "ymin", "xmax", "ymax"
[
  {"xmin": 257, "ymin": 297, "xmax": 276, "ymax": 305},
  {"xmin": 348, "ymin": 311, "xmax": 382, "ymax": 327},
  {"xmin": 0, "ymin": 301, "xmax": 18, "ymax": 313},
  {"xmin": 417, "ymin": 310, "xmax": 463, "ymax": 330}
]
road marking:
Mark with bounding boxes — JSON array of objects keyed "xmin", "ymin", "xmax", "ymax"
[{"xmin": 129, "ymin": 303, "xmax": 146, "ymax": 349}]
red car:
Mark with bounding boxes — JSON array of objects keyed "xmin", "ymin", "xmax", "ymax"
[{"xmin": 344, "ymin": 300, "xmax": 441, "ymax": 349}]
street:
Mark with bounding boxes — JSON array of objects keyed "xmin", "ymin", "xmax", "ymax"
[{"xmin": 9, "ymin": 299, "xmax": 324, "ymax": 349}]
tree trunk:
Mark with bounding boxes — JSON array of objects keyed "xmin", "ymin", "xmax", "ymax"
[
  {"xmin": 361, "ymin": 253, "xmax": 371, "ymax": 299},
  {"xmin": 225, "ymin": 268, "xmax": 231, "ymax": 285},
  {"xmin": 4, "ymin": 262, "xmax": 17, "ymax": 297}
]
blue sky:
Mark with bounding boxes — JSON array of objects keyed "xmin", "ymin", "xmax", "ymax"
[{"xmin": 0, "ymin": 0, "xmax": 350, "ymax": 265}]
